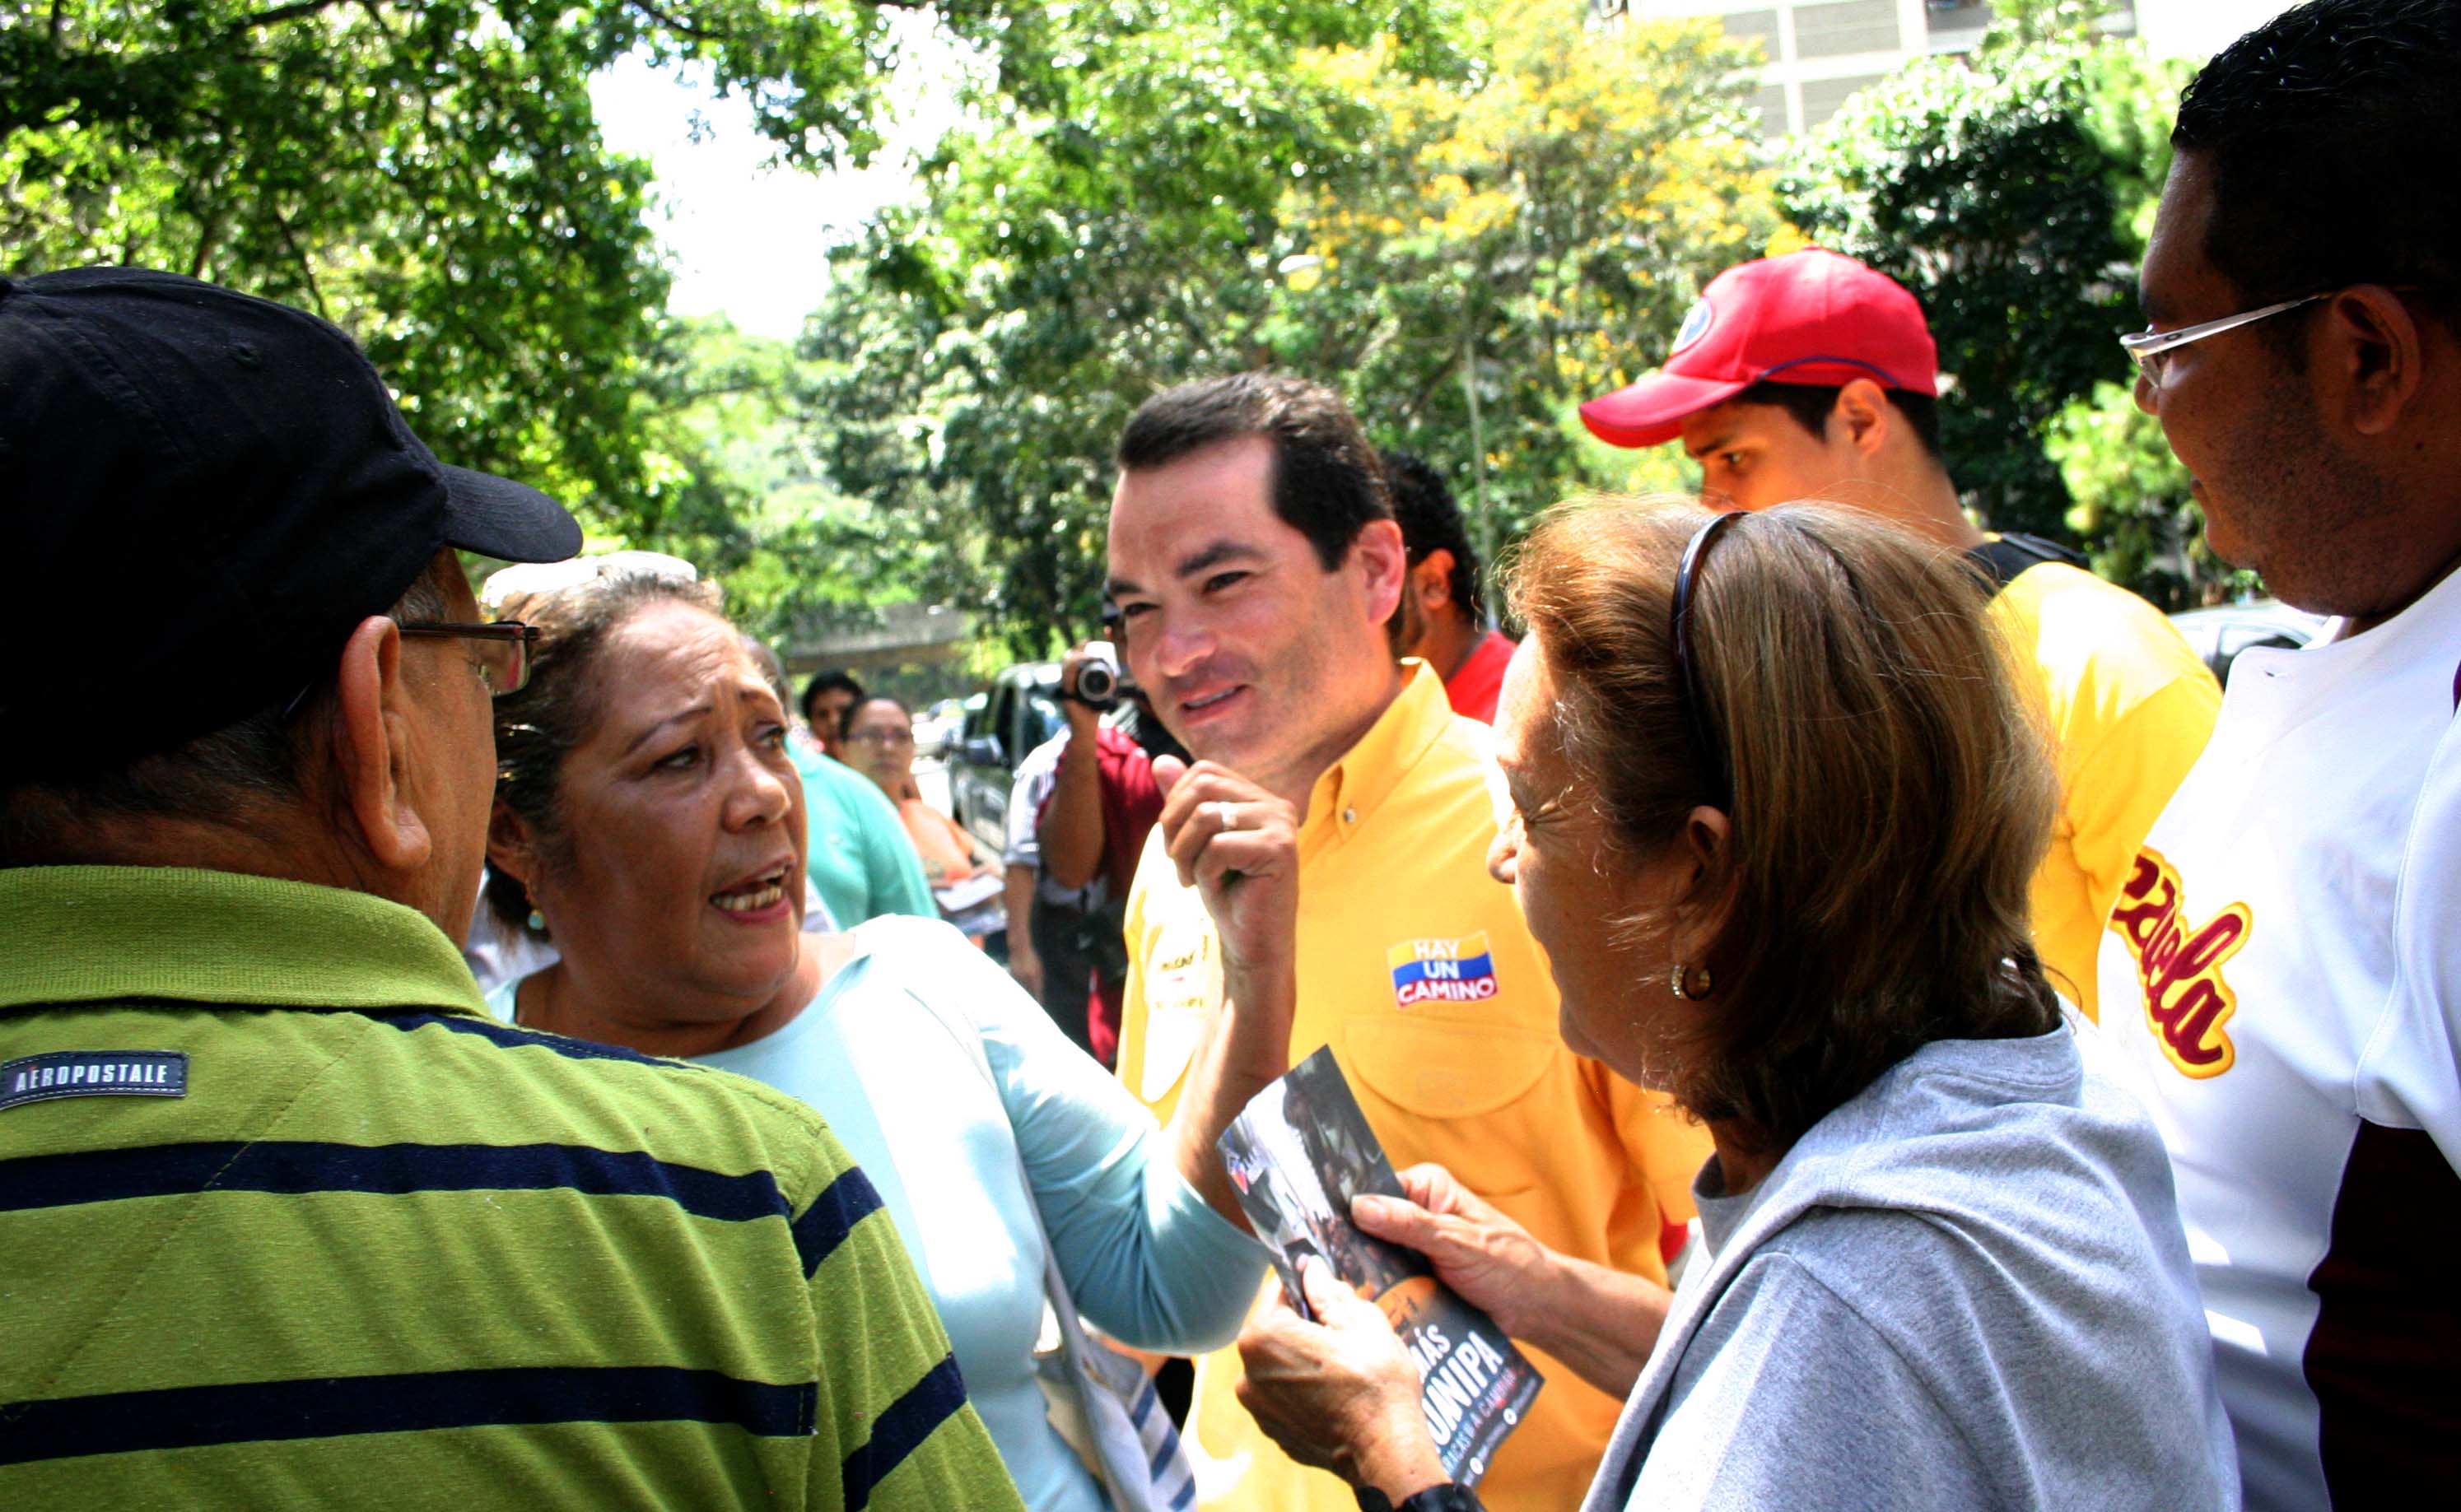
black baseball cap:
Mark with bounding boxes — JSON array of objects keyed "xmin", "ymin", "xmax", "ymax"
[{"xmin": 0, "ymin": 267, "xmax": 582, "ymax": 775}]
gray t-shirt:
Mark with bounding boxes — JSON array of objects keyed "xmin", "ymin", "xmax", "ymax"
[{"xmin": 1583, "ymin": 1021, "xmax": 2240, "ymax": 1512}]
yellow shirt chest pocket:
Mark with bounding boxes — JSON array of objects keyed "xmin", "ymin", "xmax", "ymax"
[{"xmin": 1339, "ymin": 1014, "xmax": 1577, "ymax": 1248}]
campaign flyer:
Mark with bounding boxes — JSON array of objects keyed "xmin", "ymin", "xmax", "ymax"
[{"xmin": 1219, "ymin": 1046, "xmax": 1544, "ymax": 1488}]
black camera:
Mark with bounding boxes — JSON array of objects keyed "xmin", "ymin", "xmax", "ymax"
[{"xmin": 1074, "ymin": 640, "xmax": 1121, "ymax": 709}]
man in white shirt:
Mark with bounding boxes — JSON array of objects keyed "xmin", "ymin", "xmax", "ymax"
[{"xmin": 2102, "ymin": 2, "xmax": 2461, "ymax": 1505}]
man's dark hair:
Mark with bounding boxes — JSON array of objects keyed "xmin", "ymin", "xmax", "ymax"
[
  {"xmin": 800, "ymin": 668, "xmax": 864, "ymax": 726},
  {"xmin": 1381, "ymin": 450, "xmax": 1483, "ymax": 623},
  {"xmin": 1116, "ymin": 373, "xmax": 1391, "ymax": 570},
  {"xmin": 0, "ymin": 560, "xmax": 453, "ymax": 866},
  {"xmin": 1734, "ymin": 380, "xmax": 1944, "ymax": 462},
  {"xmin": 2171, "ymin": 0, "xmax": 2459, "ymax": 349}
]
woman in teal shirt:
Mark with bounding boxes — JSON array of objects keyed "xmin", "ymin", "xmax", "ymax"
[
  {"xmin": 737, "ymin": 635, "xmax": 934, "ymax": 928},
  {"xmin": 478, "ymin": 565, "xmax": 1284, "ymax": 1512},
  {"xmin": 790, "ymin": 739, "xmax": 935, "ymax": 925}
]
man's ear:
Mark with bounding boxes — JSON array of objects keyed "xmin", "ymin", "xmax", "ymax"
[
  {"xmin": 2328, "ymin": 284, "xmax": 2428, "ymax": 439},
  {"xmin": 1833, "ymin": 379, "xmax": 1892, "ymax": 458},
  {"xmin": 1354, "ymin": 517, "xmax": 1410, "ymax": 625},
  {"xmin": 1415, "ymin": 548, "xmax": 1458, "ymax": 612},
  {"xmin": 329, "ymin": 614, "xmax": 433, "ymax": 873}
]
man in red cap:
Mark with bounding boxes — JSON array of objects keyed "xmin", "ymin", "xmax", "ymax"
[{"xmin": 1580, "ymin": 247, "xmax": 2219, "ymax": 1021}]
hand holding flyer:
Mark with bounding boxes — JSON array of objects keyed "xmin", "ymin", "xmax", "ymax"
[{"xmin": 1219, "ymin": 1047, "xmax": 1544, "ymax": 1488}]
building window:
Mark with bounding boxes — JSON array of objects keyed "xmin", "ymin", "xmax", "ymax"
[
  {"xmin": 1800, "ymin": 71, "xmax": 1889, "ymax": 125},
  {"xmin": 1796, "ymin": 0, "xmax": 1904, "ymax": 58}
]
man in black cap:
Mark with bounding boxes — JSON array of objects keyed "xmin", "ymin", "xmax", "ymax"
[{"xmin": 0, "ymin": 270, "xmax": 1014, "ymax": 1509}]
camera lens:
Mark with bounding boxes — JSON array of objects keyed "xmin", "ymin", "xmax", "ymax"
[{"xmin": 1078, "ymin": 661, "xmax": 1117, "ymax": 705}]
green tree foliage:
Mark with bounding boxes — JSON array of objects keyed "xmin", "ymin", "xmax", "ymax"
[
  {"xmin": 806, "ymin": 0, "xmax": 1777, "ymax": 651},
  {"xmin": 801, "ymin": 2, "xmax": 1427, "ymax": 653},
  {"xmin": 2, "ymin": 0, "xmax": 1423, "ymax": 553},
  {"xmin": 1778, "ymin": 6, "xmax": 2193, "ymax": 543},
  {"xmin": 1265, "ymin": 0, "xmax": 1778, "ymax": 570},
  {"xmin": 2, "ymin": 0, "xmax": 953, "ymax": 516},
  {"xmin": 2044, "ymin": 381, "xmax": 2252, "ymax": 607}
]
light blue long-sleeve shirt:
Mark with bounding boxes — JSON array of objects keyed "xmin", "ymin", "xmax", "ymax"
[{"xmin": 489, "ymin": 915, "xmax": 1265, "ymax": 1511}]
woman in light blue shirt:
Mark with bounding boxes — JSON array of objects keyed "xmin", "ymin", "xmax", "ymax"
[{"xmin": 475, "ymin": 565, "xmax": 1288, "ymax": 1511}]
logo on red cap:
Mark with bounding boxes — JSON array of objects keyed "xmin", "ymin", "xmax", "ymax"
[{"xmin": 1670, "ymin": 300, "xmax": 1715, "ymax": 356}]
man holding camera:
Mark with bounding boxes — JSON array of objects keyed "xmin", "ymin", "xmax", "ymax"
[{"xmin": 1023, "ymin": 638, "xmax": 1172, "ymax": 1067}]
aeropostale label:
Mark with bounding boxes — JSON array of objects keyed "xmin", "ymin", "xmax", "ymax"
[{"xmin": 0, "ymin": 1050, "xmax": 189, "ymax": 1111}]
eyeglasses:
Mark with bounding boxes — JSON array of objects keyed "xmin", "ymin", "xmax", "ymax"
[
  {"xmin": 1671, "ymin": 509, "xmax": 1745, "ymax": 801},
  {"xmin": 2118, "ymin": 295, "xmax": 2327, "ymax": 390},
  {"xmin": 846, "ymin": 727, "xmax": 914, "ymax": 748},
  {"xmin": 398, "ymin": 621, "xmax": 538, "ymax": 696}
]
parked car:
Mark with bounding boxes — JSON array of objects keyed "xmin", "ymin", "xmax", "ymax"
[
  {"xmin": 912, "ymin": 697, "xmax": 967, "ymax": 762},
  {"xmin": 947, "ymin": 663, "xmax": 1065, "ymax": 854},
  {"xmin": 2167, "ymin": 599, "xmax": 2324, "ymax": 686}
]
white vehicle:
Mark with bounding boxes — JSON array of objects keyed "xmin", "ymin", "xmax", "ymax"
[{"xmin": 2166, "ymin": 600, "xmax": 2324, "ymax": 686}]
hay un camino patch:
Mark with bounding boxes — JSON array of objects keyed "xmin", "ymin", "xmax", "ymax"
[
  {"xmin": 0, "ymin": 1050, "xmax": 188, "ymax": 1111},
  {"xmin": 1388, "ymin": 934, "xmax": 1500, "ymax": 1009}
]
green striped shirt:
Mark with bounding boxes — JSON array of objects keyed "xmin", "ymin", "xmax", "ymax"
[{"xmin": 0, "ymin": 866, "xmax": 1022, "ymax": 1510}]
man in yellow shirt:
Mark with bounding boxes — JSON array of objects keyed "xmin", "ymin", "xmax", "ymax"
[
  {"xmin": 1104, "ymin": 373, "xmax": 1708, "ymax": 1512},
  {"xmin": 1581, "ymin": 249, "xmax": 2220, "ymax": 1018}
]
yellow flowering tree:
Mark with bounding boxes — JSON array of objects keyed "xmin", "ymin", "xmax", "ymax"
[{"xmin": 1265, "ymin": 0, "xmax": 1784, "ymax": 565}]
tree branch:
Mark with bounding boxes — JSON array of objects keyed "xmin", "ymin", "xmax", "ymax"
[
  {"xmin": 626, "ymin": 0, "xmax": 719, "ymax": 40},
  {"xmin": 231, "ymin": 0, "xmax": 354, "ymax": 30},
  {"xmin": 270, "ymin": 201, "xmax": 329, "ymax": 319}
]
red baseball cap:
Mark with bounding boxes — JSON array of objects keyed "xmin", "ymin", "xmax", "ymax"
[{"xmin": 1579, "ymin": 249, "xmax": 1940, "ymax": 449}]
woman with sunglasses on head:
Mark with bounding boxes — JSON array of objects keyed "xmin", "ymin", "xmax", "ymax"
[
  {"xmin": 1233, "ymin": 499, "xmax": 2237, "ymax": 1511},
  {"xmin": 478, "ymin": 564, "xmax": 1286, "ymax": 1511}
]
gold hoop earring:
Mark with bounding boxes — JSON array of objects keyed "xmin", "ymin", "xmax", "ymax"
[{"xmin": 1669, "ymin": 962, "xmax": 1713, "ymax": 1000}]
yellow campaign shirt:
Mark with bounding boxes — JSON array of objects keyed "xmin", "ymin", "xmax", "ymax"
[
  {"xmin": 1117, "ymin": 663, "xmax": 1708, "ymax": 1512},
  {"xmin": 1988, "ymin": 560, "xmax": 2220, "ymax": 1021}
]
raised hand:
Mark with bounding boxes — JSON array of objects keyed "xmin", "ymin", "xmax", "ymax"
[
  {"xmin": 1154, "ymin": 752, "xmax": 1306, "ymax": 1231},
  {"xmin": 1150, "ymin": 756, "xmax": 1301, "ymax": 981}
]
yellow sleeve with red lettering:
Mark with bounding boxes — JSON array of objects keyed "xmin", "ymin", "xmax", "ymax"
[{"xmin": 1991, "ymin": 566, "xmax": 2221, "ymax": 1021}]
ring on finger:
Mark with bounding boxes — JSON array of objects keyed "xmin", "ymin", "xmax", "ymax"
[{"xmin": 1210, "ymin": 800, "xmax": 1241, "ymax": 831}]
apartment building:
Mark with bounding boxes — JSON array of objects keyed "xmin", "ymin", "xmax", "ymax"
[{"xmin": 1620, "ymin": 0, "xmax": 2295, "ymax": 136}]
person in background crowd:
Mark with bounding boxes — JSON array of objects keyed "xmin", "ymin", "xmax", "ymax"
[
  {"xmin": 1104, "ymin": 373, "xmax": 1709, "ymax": 1512},
  {"xmin": 1381, "ymin": 450, "xmax": 1515, "ymax": 723},
  {"xmin": 1580, "ymin": 248, "xmax": 2218, "ymax": 1022},
  {"xmin": 2103, "ymin": 2, "xmax": 2461, "ymax": 1504},
  {"xmin": 801, "ymin": 669, "xmax": 865, "ymax": 763},
  {"xmin": 478, "ymin": 565, "xmax": 1283, "ymax": 1511},
  {"xmin": 999, "ymin": 789, "xmax": 1048, "ymax": 1003},
  {"xmin": 743, "ymin": 640, "xmax": 936, "ymax": 929},
  {"xmin": 0, "ymin": 268, "xmax": 1009, "ymax": 1510},
  {"xmin": 841, "ymin": 693, "xmax": 1004, "ymax": 942},
  {"xmin": 1004, "ymin": 720, "xmax": 1088, "ymax": 1052},
  {"xmin": 1234, "ymin": 499, "xmax": 2235, "ymax": 1512},
  {"xmin": 1032, "ymin": 640, "xmax": 1173, "ymax": 1068}
]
